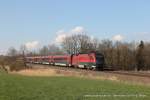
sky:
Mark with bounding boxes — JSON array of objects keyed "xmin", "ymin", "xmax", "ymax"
[{"xmin": 0, "ymin": 0, "xmax": 150, "ymax": 54}]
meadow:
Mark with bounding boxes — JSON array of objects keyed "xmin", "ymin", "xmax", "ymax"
[{"xmin": 0, "ymin": 71, "xmax": 150, "ymax": 100}]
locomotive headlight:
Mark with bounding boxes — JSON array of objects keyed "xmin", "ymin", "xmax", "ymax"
[{"xmin": 92, "ymin": 65, "xmax": 96, "ymax": 68}]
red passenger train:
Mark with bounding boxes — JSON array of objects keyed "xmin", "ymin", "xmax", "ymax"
[{"xmin": 26, "ymin": 52, "xmax": 105, "ymax": 70}]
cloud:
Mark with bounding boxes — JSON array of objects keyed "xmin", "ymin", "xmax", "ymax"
[
  {"xmin": 25, "ymin": 41, "xmax": 39, "ymax": 49},
  {"xmin": 0, "ymin": 50, "xmax": 6, "ymax": 55},
  {"xmin": 70, "ymin": 26, "xmax": 85, "ymax": 34},
  {"xmin": 55, "ymin": 26, "xmax": 85, "ymax": 43},
  {"xmin": 55, "ymin": 30, "xmax": 67, "ymax": 43},
  {"xmin": 112, "ymin": 34, "xmax": 124, "ymax": 41},
  {"xmin": 55, "ymin": 33, "xmax": 67, "ymax": 43}
]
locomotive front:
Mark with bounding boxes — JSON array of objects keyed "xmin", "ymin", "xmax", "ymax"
[{"xmin": 95, "ymin": 53, "xmax": 105, "ymax": 70}]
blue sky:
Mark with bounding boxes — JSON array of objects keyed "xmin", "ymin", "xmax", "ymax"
[{"xmin": 0, "ymin": 0, "xmax": 150, "ymax": 54}]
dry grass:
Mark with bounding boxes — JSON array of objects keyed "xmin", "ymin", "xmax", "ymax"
[
  {"xmin": 11, "ymin": 69, "xmax": 60, "ymax": 77},
  {"xmin": 10, "ymin": 68, "xmax": 120, "ymax": 82},
  {"xmin": 10, "ymin": 67, "xmax": 150, "ymax": 86}
]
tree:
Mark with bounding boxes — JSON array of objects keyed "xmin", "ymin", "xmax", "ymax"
[
  {"xmin": 61, "ymin": 36, "xmax": 73, "ymax": 54},
  {"xmin": 78, "ymin": 34, "xmax": 92, "ymax": 53},
  {"xmin": 98, "ymin": 40, "xmax": 114, "ymax": 68},
  {"xmin": 20, "ymin": 45, "xmax": 27, "ymax": 56},
  {"xmin": 48, "ymin": 44, "xmax": 63, "ymax": 55},
  {"xmin": 39, "ymin": 46, "xmax": 49, "ymax": 56},
  {"xmin": 39, "ymin": 44, "xmax": 63, "ymax": 56},
  {"xmin": 7, "ymin": 47, "xmax": 18, "ymax": 57},
  {"xmin": 62, "ymin": 34, "xmax": 92, "ymax": 54},
  {"xmin": 144, "ymin": 43, "xmax": 150, "ymax": 70},
  {"xmin": 136, "ymin": 41, "xmax": 145, "ymax": 71}
]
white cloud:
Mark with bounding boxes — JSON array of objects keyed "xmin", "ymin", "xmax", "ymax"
[
  {"xmin": 70, "ymin": 26, "xmax": 85, "ymax": 34},
  {"xmin": 112, "ymin": 34, "xmax": 124, "ymax": 41},
  {"xmin": 25, "ymin": 41, "xmax": 39, "ymax": 49},
  {"xmin": 55, "ymin": 26, "xmax": 85, "ymax": 43},
  {"xmin": 0, "ymin": 50, "xmax": 6, "ymax": 55},
  {"xmin": 55, "ymin": 34, "xmax": 67, "ymax": 43},
  {"xmin": 55, "ymin": 30, "xmax": 67, "ymax": 43}
]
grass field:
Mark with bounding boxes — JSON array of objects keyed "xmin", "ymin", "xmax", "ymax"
[{"xmin": 0, "ymin": 71, "xmax": 150, "ymax": 100}]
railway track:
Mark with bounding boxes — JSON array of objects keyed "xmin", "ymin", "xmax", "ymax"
[
  {"xmin": 106, "ymin": 71, "xmax": 150, "ymax": 78},
  {"xmin": 26, "ymin": 63, "xmax": 150, "ymax": 78}
]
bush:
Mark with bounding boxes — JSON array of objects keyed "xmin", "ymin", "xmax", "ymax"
[
  {"xmin": 0, "ymin": 56, "xmax": 26, "ymax": 71},
  {"xmin": 9, "ymin": 60, "xmax": 26, "ymax": 71}
]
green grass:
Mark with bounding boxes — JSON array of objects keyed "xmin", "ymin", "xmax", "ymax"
[{"xmin": 0, "ymin": 72, "xmax": 150, "ymax": 100}]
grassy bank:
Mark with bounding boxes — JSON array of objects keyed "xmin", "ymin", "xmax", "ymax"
[{"xmin": 0, "ymin": 72, "xmax": 150, "ymax": 100}]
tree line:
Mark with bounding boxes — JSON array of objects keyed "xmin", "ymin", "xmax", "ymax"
[
  {"xmin": 61, "ymin": 34, "xmax": 150, "ymax": 71},
  {"xmin": 5, "ymin": 34, "xmax": 150, "ymax": 71}
]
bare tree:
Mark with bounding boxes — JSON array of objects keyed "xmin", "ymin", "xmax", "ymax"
[
  {"xmin": 20, "ymin": 45, "xmax": 27, "ymax": 56},
  {"xmin": 98, "ymin": 40, "xmax": 114, "ymax": 68},
  {"xmin": 39, "ymin": 46, "xmax": 49, "ymax": 56},
  {"xmin": 62, "ymin": 34, "xmax": 92, "ymax": 54},
  {"xmin": 62, "ymin": 36, "xmax": 73, "ymax": 54},
  {"xmin": 7, "ymin": 47, "xmax": 18, "ymax": 57},
  {"xmin": 144, "ymin": 43, "xmax": 150, "ymax": 70},
  {"xmin": 48, "ymin": 44, "xmax": 63, "ymax": 55},
  {"xmin": 91, "ymin": 38, "xmax": 99, "ymax": 50}
]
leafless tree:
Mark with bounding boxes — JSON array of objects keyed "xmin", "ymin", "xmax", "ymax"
[
  {"xmin": 39, "ymin": 46, "xmax": 49, "ymax": 56},
  {"xmin": 62, "ymin": 34, "xmax": 93, "ymax": 54},
  {"xmin": 144, "ymin": 43, "xmax": 150, "ymax": 70},
  {"xmin": 48, "ymin": 44, "xmax": 63, "ymax": 55},
  {"xmin": 20, "ymin": 45, "xmax": 27, "ymax": 56},
  {"xmin": 7, "ymin": 47, "xmax": 18, "ymax": 57},
  {"xmin": 98, "ymin": 40, "xmax": 114, "ymax": 68}
]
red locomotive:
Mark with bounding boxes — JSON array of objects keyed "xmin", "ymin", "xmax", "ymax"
[{"xmin": 26, "ymin": 52, "xmax": 105, "ymax": 70}]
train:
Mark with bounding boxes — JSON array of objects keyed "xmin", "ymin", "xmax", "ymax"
[{"xmin": 26, "ymin": 52, "xmax": 105, "ymax": 71}]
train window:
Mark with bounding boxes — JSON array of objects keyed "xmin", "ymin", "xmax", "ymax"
[
  {"xmin": 54, "ymin": 58, "xmax": 67, "ymax": 60},
  {"xmin": 42, "ymin": 58, "xmax": 49, "ymax": 61}
]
